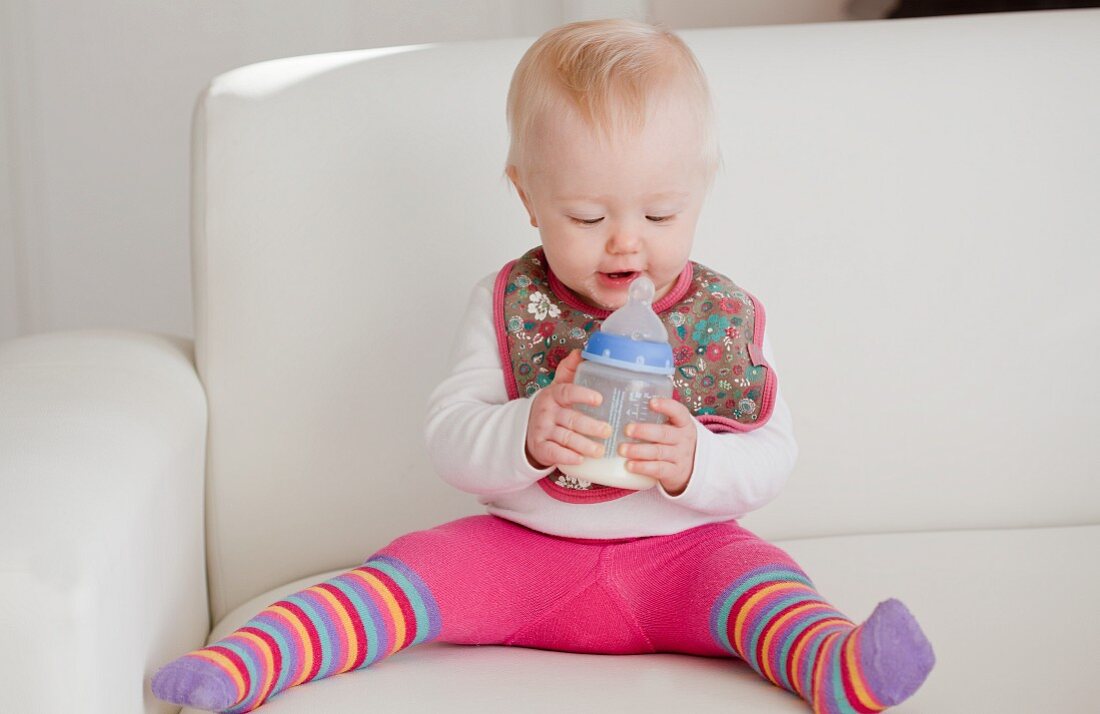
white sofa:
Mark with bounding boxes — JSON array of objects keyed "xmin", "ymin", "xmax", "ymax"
[{"xmin": 2, "ymin": 9, "xmax": 1098, "ymax": 713}]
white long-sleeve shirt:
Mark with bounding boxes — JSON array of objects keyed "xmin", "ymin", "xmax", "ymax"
[{"xmin": 423, "ymin": 270, "xmax": 799, "ymax": 539}]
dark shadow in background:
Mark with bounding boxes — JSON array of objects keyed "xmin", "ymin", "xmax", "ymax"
[{"xmin": 888, "ymin": 0, "xmax": 1100, "ymax": 17}]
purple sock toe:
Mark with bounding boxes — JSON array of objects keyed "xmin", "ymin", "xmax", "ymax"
[
  {"xmin": 858, "ymin": 598, "xmax": 936, "ymax": 706},
  {"xmin": 151, "ymin": 656, "xmax": 239, "ymax": 711}
]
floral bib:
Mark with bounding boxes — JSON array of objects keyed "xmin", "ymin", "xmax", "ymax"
[{"xmin": 493, "ymin": 246, "xmax": 776, "ymax": 504}]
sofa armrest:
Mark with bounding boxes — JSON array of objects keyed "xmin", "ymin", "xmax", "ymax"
[{"xmin": 0, "ymin": 329, "xmax": 209, "ymax": 714}]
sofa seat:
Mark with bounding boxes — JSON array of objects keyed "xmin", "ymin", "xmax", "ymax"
[{"xmin": 183, "ymin": 524, "xmax": 1100, "ymax": 713}]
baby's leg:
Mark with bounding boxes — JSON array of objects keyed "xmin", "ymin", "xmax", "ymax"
[
  {"xmin": 629, "ymin": 522, "xmax": 935, "ymax": 713},
  {"xmin": 152, "ymin": 514, "xmax": 597, "ymax": 712},
  {"xmin": 150, "ymin": 553, "xmax": 442, "ymax": 712}
]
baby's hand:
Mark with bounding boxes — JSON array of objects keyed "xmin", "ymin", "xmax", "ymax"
[
  {"xmin": 525, "ymin": 349, "xmax": 613, "ymax": 470},
  {"xmin": 620, "ymin": 398, "xmax": 697, "ymax": 496}
]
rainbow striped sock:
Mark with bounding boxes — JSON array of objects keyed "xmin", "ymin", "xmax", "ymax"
[
  {"xmin": 151, "ymin": 556, "xmax": 441, "ymax": 713},
  {"xmin": 710, "ymin": 565, "xmax": 935, "ymax": 713}
]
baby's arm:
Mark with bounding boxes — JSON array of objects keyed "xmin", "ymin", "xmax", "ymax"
[
  {"xmin": 424, "ymin": 272, "xmax": 555, "ymax": 495},
  {"xmin": 653, "ymin": 332, "xmax": 799, "ymax": 517}
]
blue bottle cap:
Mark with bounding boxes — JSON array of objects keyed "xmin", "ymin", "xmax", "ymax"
[{"xmin": 581, "ymin": 331, "xmax": 674, "ymax": 375}]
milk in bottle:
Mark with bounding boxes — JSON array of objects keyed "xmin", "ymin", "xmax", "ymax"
[{"xmin": 558, "ymin": 275, "xmax": 675, "ymax": 490}]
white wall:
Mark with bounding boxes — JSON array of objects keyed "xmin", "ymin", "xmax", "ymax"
[
  {"xmin": 0, "ymin": 0, "xmax": 891, "ymax": 342},
  {"xmin": 1, "ymin": 0, "xmax": 30, "ymax": 341}
]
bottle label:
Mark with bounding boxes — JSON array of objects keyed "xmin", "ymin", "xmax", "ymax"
[{"xmin": 577, "ymin": 377, "xmax": 668, "ymax": 458}]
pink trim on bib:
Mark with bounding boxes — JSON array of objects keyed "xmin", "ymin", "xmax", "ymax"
[{"xmin": 493, "ymin": 259, "xmax": 522, "ymax": 401}]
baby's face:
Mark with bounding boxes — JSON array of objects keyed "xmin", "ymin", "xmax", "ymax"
[{"xmin": 508, "ymin": 97, "xmax": 710, "ymax": 312}]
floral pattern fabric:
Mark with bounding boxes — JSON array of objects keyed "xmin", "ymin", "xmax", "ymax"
[{"xmin": 496, "ymin": 247, "xmax": 773, "ymax": 500}]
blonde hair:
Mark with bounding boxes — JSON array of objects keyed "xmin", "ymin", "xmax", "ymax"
[{"xmin": 503, "ymin": 18, "xmax": 722, "ymax": 187}]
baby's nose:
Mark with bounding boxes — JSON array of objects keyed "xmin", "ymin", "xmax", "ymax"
[{"xmin": 607, "ymin": 230, "xmax": 641, "ymax": 253}]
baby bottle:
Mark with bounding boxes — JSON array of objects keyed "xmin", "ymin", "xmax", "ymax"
[{"xmin": 558, "ymin": 275, "xmax": 674, "ymax": 490}]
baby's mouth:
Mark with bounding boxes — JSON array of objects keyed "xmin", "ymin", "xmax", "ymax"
[{"xmin": 597, "ymin": 270, "xmax": 641, "ymax": 288}]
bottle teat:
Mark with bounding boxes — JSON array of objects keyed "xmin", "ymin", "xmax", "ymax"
[{"xmin": 599, "ymin": 275, "xmax": 669, "ymax": 343}]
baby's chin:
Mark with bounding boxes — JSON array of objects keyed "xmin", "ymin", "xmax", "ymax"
[{"xmin": 572, "ymin": 291, "xmax": 620, "ymax": 312}]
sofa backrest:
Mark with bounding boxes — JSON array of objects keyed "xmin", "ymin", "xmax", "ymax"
[{"xmin": 192, "ymin": 10, "xmax": 1100, "ymax": 624}]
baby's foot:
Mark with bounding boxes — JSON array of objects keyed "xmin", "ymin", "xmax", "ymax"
[
  {"xmin": 809, "ymin": 598, "xmax": 937, "ymax": 708},
  {"xmin": 151, "ymin": 655, "xmax": 240, "ymax": 712},
  {"xmin": 857, "ymin": 599, "xmax": 936, "ymax": 705}
]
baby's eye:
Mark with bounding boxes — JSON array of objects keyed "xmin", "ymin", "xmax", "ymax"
[
  {"xmin": 647, "ymin": 215, "xmax": 674, "ymax": 222},
  {"xmin": 570, "ymin": 217, "xmax": 604, "ymax": 225}
]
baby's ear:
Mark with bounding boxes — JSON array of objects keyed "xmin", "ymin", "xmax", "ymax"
[{"xmin": 506, "ymin": 165, "xmax": 539, "ymax": 228}]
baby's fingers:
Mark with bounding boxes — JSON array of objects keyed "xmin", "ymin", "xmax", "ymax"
[
  {"xmin": 647, "ymin": 397, "xmax": 694, "ymax": 427},
  {"xmin": 618, "ymin": 440, "xmax": 679, "ymax": 463},
  {"xmin": 549, "ymin": 425, "xmax": 605, "ymax": 459},
  {"xmin": 558, "ymin": 408, "xmax": 612, "ymax": 441},
  {"xmin": 551, "ymin": 349, "xmax": 585, "ymax": 385},
  {"xmin": 537, "ymin": 440, "xmax": 587, "ymax": 467},
  {"xmin": 553, "ymin": 381, "xmax": 602, "ymax": 410},
  {"xmin": 625, "ymin": 422, "xmax": 677, "ymax": 445}
]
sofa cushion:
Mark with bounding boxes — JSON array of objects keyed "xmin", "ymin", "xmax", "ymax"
[{"xmin": 180, "ymin": 524, "xmax": 1100, "ymax": 712}]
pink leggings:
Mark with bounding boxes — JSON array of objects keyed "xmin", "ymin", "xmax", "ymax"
[
  {"xmin": 369, "ymin": 513, "xmax": 809, "ymax": 658},
  {"xmin": 153, "ymin": 512, "xmax": 897, "ymax": 714}
]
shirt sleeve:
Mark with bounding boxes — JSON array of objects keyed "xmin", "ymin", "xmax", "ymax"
[
  {"xmin": 423, "ymin": 272, "xmax": 556, "ymax": 496},
  {"xmin": 654, "ymin": 332, "xmax": 799, "ymax": 517}
]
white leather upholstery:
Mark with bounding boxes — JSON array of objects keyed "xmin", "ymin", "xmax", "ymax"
[
  {"xmin": 2, "ymin": 8, "xmax": 1098, "ymax": 714},
  {"xmin": 0, "ymin": 330, "xmax": 208, "ymax": 713}
]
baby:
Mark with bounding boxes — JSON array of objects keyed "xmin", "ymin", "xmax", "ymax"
[{"xmin": 152, "ymin": 18, "xmax": 934, "ymax": 713}]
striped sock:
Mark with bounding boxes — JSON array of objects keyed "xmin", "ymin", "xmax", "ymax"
[
  {"xmin": 151, "ymin": 556, "xmax": 441, "ymax": 713},
  {"xmin": 709, "ymin": 565, "xmax": 935, "ymax": 713}
]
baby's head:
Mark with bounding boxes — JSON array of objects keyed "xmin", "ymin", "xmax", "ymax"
[{"xmin": 504, "ymin": 18, "xmax": 721, "ymax": 311}]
